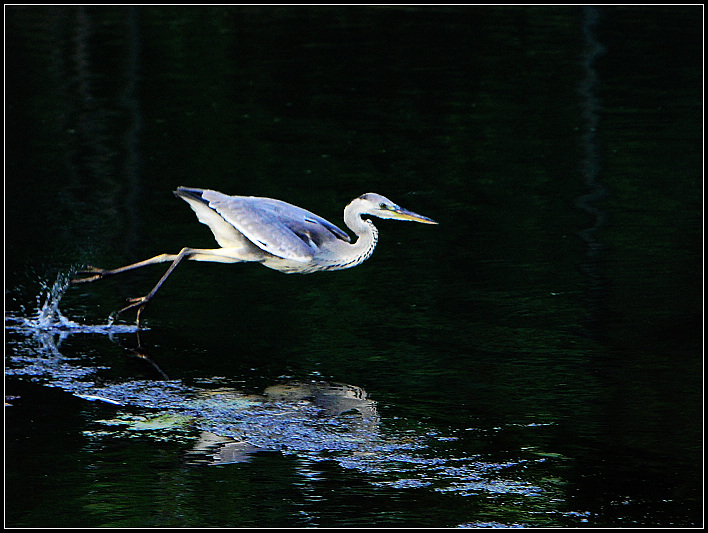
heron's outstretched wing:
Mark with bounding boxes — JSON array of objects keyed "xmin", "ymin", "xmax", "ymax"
[{"xmin": 176, "ymin": 188, "xmax": 349, "ymax": 262}]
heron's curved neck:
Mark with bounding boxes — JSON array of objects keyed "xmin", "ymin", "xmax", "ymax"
[{"xmin": 342, "ymin": 203, "xmax": 379, "ymax": 268}]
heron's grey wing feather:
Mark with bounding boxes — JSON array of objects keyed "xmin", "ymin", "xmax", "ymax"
[
  {"xmin": 254, "ymin": 198, "xmax": 351, "ymax": 243},
  {"xmin": 179, "ymin": 193, "xmax": 251, "ymax": 249},
  {"xmin": 201, "ymin": 191, "xmax": 348, "ymax": 262}
]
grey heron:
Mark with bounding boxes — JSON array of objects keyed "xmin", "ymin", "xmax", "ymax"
[{"xmin": 72, "ymin": 187, "xmax": 437, "ymax": 327}]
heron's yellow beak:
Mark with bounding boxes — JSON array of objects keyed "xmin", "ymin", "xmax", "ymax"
[{"xmin": 392, "ymin": 207, "xmax": 438, "ymax": 224}]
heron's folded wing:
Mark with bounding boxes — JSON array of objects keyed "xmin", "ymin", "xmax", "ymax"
[
  {"xmin": 255, "ymin": 198, "xmax": 351, "ymax": 244},
  {"xmin": 202, "ymin": 191, "xmax": 347, "ymax": 262}
]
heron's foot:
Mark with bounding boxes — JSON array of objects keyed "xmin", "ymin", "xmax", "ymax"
[
  {"xmin": 71, "ymin": 266, "xmax": 109, "ymax": 284},
  {"xmin": 116, "ymin": 296, "xmax": 151, "ymax": 328}
]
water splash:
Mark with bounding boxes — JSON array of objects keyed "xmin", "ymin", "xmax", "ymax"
[
  {"xmin": 28, "ymin": 271, "xmax": 81, "ymax": 330},
  {"xmin": 6, "ymin": 269, "xmax": 138, "ymax": 336}
]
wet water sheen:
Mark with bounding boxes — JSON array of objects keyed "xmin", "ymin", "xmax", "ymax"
[{"xmin": 5, "ymin": 6, "xmax": 702, "ymax": 527}]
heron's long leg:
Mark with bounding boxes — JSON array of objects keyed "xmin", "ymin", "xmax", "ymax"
[
  {"xmin": 115, "ymin": 247, "xmax": 195, "ymax": 327},
  {"xmin": 73, "ymin": 246, "xmax": 243, "ymax": 327},
  {"xmin": 71, "ymin": 253, "xmax": 181, "ymax": 284}
]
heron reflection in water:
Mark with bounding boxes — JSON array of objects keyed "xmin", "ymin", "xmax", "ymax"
[{"xmin": 73, "ymin": 187, "xmax": 437, "ymax": 327}]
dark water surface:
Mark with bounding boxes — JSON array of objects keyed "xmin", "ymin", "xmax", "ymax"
[{"xmin": 5, "ymin": 6, "xmax": 702, "ymax": 528}]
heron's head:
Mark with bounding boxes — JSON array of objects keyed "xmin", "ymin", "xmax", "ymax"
[{"xmin": 354, "ymin": 193, "xmax": 438, "ymax": 224}]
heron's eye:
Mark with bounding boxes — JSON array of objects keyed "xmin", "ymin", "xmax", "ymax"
[{"xmin": 379, "ymin": 203, "xmax": 388, "ymax": 210}]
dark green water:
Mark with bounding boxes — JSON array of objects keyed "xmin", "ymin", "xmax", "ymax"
[{"xmin": 5, "ymin": 6, "xmax": 702, "ymax": 527}]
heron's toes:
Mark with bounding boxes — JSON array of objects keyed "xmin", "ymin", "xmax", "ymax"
[
  {"xmin": 119, "ymin": 296, "xmax": 148, "ymax": 312},
  {"xmin": 116, "ymin": 296, "xmax": 151, "ymax": 328},
  {"xmin": 109, "ymin": 296, "xmax": 150, "ymax": 328},
  {"xmin": 71, "ymin": 266, "xmax": 107, "ymax": 284}
]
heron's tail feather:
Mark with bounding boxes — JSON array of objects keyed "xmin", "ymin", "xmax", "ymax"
[{"xmin": 174, "ymin": 187, "xmax": 206, "ymax": 204}]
